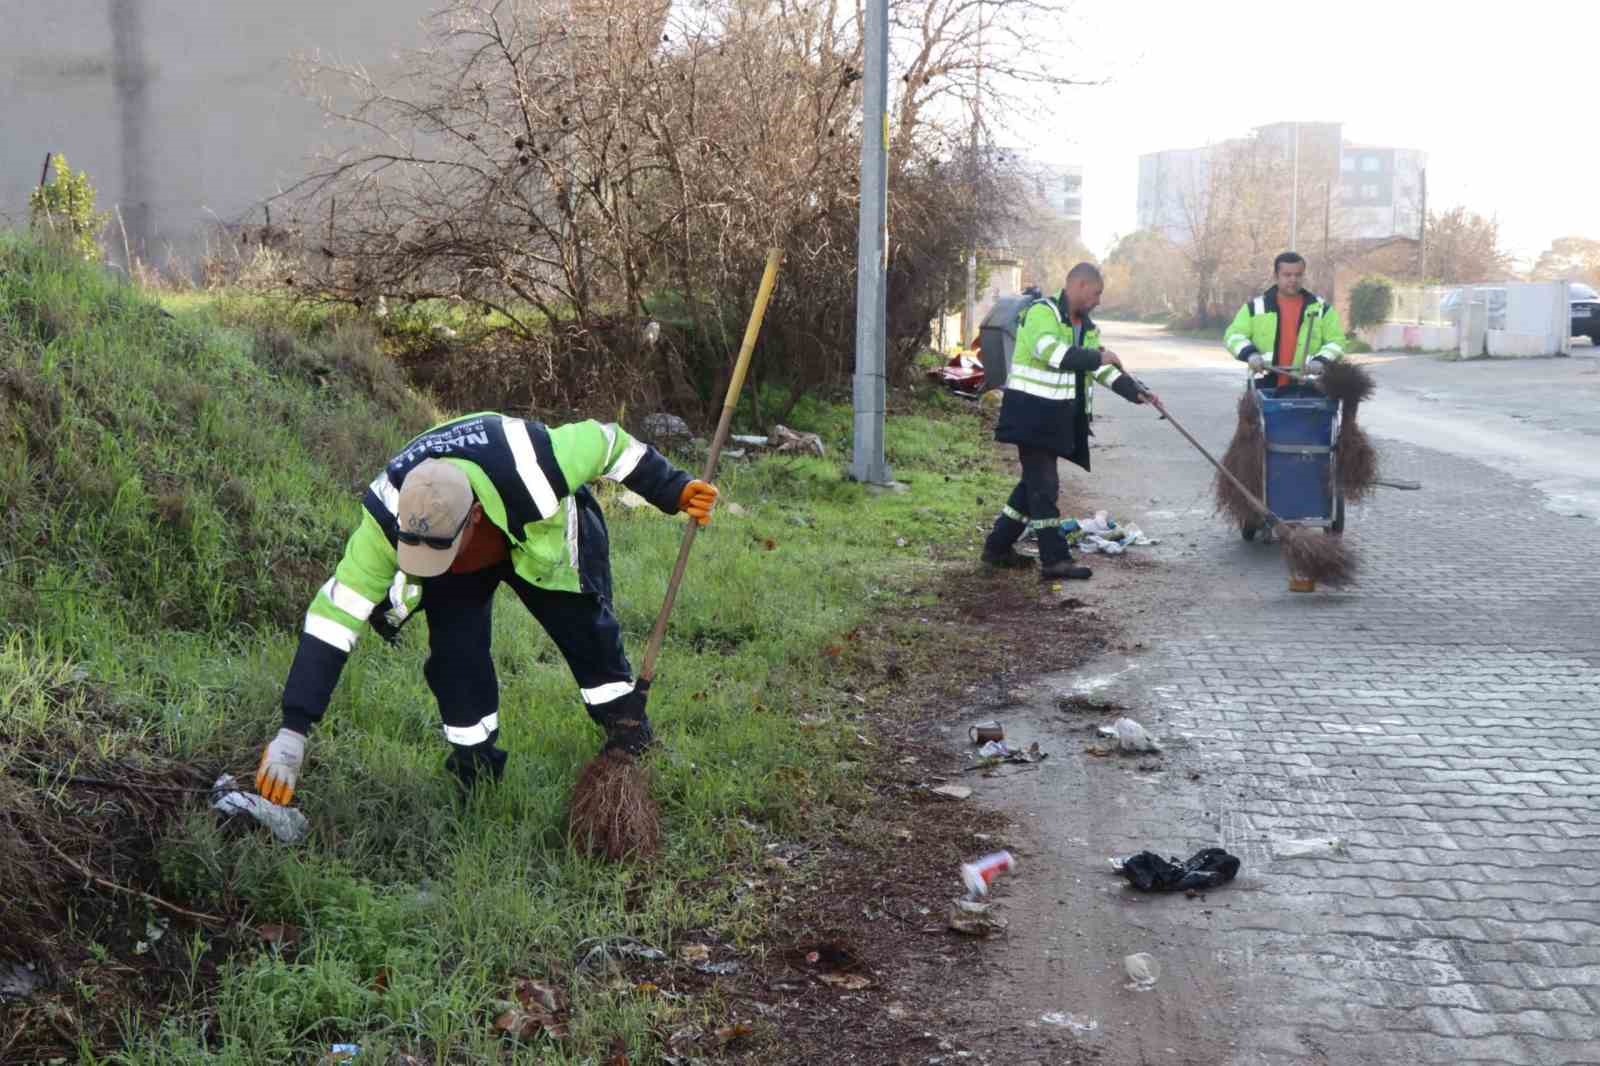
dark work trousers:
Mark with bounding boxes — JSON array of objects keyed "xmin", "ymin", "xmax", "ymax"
[
  {"xmin": 984, "ymin": 446, "xmax": 1077, "ymax": 564},
  {"xmin": 419, "ymin": 560, "xmax": 634, "ymax": 770}
]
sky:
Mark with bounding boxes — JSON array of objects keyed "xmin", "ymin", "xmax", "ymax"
[{"xmin": 1017, "ymin": 0, "xmax": 1600, "ymax": 267}]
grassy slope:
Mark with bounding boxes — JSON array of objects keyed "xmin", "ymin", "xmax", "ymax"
[{"xmin": 0, "ymin": 238, "xmax": 1010, "ymax": 1064}]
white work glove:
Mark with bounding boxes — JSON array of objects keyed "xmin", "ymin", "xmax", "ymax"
[
  {"xmin": 255, "ymin": 728, "xmax": 306, "ymax": 806},
  {"xmin": 1246, "ymin": 353, "xmax": 1266, "ymax": 372}
]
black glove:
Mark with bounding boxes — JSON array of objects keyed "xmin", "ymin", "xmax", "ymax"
[
  {"xmin": 367, "ymin": 604, "xmax": 407, "ymax": 647},
  {"xmin": 1236, "ymin": 343, "xmax": 1261, "ymax": 362},
  {"xmin": 590, "ymin": 685, "xmax": 655, "ymax": 756},
  {"xmin": 1111, "ymin": 374, "xmax": 1146, "ymax": 404}
]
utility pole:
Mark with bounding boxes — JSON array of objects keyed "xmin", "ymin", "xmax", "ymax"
[
  {"xmin": 849, "ymin": 0, "xmax": 891, "ymax": 484},
  {"xmin": 1418, "ymin": 166, "xmax": 1428, "ymax": 278},
  {"xmin": 963, "ymin": 13, "xmax": 983, "ymax": 345},
  {"xmin": 1288, "ymin": 121, "xmax": 1300, "ymax": 251}
]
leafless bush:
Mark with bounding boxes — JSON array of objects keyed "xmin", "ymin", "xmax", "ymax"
[{"xmin": 274, "ymin": 0, "xmax": 1088, "ymax": 418}]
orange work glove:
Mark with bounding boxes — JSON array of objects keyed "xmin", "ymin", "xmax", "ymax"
[
  {"xmin": 255, "ymin": 728, "xmax": 306, "ymax": 806},
  {"xmin": 678, "ymin": 479, "xmax": 719, "ymax": 525}
]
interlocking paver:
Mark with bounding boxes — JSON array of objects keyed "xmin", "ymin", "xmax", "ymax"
[{"xmin": 1086, "ymin": 362, "xmax": 1600, "ymax": 1064}]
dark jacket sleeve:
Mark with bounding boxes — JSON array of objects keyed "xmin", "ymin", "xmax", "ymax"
[
  {"xmin": 618, "ymin": 446, "xmax": 692, "ymax": 514},
  {"xmin": 1058, "ymin": 347, "xmax": 1105, "ymax": 372},
  {"xmin": 1111, "ymin": 374, "xmax": 1145, "ymax": 403}
]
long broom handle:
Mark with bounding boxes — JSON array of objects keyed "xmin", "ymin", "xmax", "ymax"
[
  {"xmin": 639, "ymin": 247, "xmax": 785, "ymax": 684},
  {"xmin": 1143, "ymin": 392, "xmax": 1281, "ymax": 527}
]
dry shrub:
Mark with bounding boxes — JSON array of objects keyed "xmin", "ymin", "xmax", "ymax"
[
  {"xmin": 568, "ymin": 750, "xmax": 661, "ymax": 862},
  {"xmin": 1215, "ymin": 387, "xmax": 1266, "ymax": 527},
  {"xmin": 1279, "ymin": 526, "xmax": 1356, "ymax": 587}
]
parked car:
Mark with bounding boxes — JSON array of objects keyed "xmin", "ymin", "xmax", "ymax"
[
  {"xmin": 1439, "ymin": 286, "xmax": 1506, "ymax": 331},
  {"xmin": 1569, "ymin": 282, "xmax": 1600, "ymax": 343},
  {"xmin": 1440, "ymin": 283, "xmax": 1600, "ymax": 341}
]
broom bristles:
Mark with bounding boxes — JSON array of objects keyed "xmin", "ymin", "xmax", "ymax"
[
  {"xmin": 568, "ymin": 749, "xmax": 661, "ymax": 861},
  {"xmin": 1337, "ymin": 419, "xmax": 1379, "ymax": 501},
  {"xmin": 1215, "ymin": 387, "xmax": 1266, "ymax": 528},
  {"xmin": 1317, "ymin": 360, "xmax": 1376, "ymax": 407},
  {"xmin": 1279, "ymin": 526, "xmax": 1356, "ymax": 586}
]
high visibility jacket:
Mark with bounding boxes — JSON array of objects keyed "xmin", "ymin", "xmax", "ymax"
[
  {"xmin": 1223, "ymin": 286, "xmax": 1347, "ymax": 373},
  {"xmin": 995, "ymin": 295, "xmax": 1142, "ymax": 470},
  {"xmin": 280, "ymin": 412, "xmax": 691, "ymax": 734}
]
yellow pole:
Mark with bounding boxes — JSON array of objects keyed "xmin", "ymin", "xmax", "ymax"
[{"xmin": 639, "ymin": 247, "xmax": 784, "ymax": 682}]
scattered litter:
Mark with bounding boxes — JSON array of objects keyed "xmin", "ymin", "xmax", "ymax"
[
  {"xmin": 818, "ymin": 971, "xmax": 873, "ymax": 990},
  {"xmin": 211, "ymin": 774, "xmax": 309, "ymax": 843},
  {"xmin": 975, "ymin": 740, "xmax": 1008, "ymax": 759},
  {"xmin": 1123, "ymin": 952, "xmax": 1160, "ymax": 990},
  {"xmin": 1040, "ymin": 1012, "xmax": 1099, "ymax": 1034},
  {"xmin": 697, "ymin": 961, "xmax": 741, "ymax": 976},
  {"xmin": 1096, "ymin": 718, "xmax": 1159, "ymax": 753},
  {"xmin": 1068, "ymin": 511, "xmax": 1159, "ymax": 554},
  {"xmin": 678, "ymin": 944, "xmax": 711, "ymax": 964},
  {"xmin": 1274, "ymin": 837, "xmax": 1349, "ymax": 859},
  {"xmin": 0, "ymin": 961, "xmax": 41, "ymax": 1002},
  {"xmin": 575, "ymin": 937, "xmax": 667, "ymax": 976},
  {"xmin": 930, "ymin": 784, "xmax": 974, "ymax": 801},
  {"xmin": 960, "ymin": 850, "xmax": 1016, "ymax": 897},
  {"xmin": 948, "ymin": 898, "xmax": 1008, "ymax": 937},
  {"xmin": 615, "ymin": 490, "xmax": 650, "ymax": 509},
  {"xmin": 771, "ymin": 424, "xmax": 826, "ymax": 456},
  {"xmin": 1116, "ymin": 848, "xmax": 1241, "ymax": 893},
  {"xmin": 730, "ymin": 434, "xmax": 769, "ymax": 447},
  {"xmin": 968, "ymin": 720, "xmax": 1005, "ymax": 744},
  {"xmin": 134, "ymin": 916, "xmax": 170, "ymax": 955},
  {"xmin": 725, "ymin": 501, "xmax": 748, "ymax": 516},
  {"xmin": 320, "ymin": 1045, "xmax": 361, "ymax": 1063}
]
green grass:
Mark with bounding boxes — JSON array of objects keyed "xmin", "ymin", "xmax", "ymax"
[{"xmin": 0, "ymin": 236, "xmax": 1012, "ymax": 1063}]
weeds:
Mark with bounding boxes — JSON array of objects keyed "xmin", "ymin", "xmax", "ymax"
[{"xmin": 0, "ymin": 236, "xmax": 1014, "ymax": 1062}]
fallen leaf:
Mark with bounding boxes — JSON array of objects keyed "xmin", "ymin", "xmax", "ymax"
[
  {"xmin": 370, "ymin": 967, "xmax": 390, "ymax": 993},
  {"xmin": 605, "ymin": 1035, "xmax": 630, "ymax": 1065},
  {"xmin": 714, "ymin": 1021, "xmax": 754, "ymax": 1045},
  {"xmin": 492, "ymin": 977, "xmax": 570, "ymax": 1041},
  {"xmin": 634, "ymin": 981, "xmax": 659, "ymax": 996},
  {"xmin": 256, "ymin": 923, "xmax": 302, "ymax": 947},
  {"xmin": 678, "ymin": 944, "xmax": 711, "ymax": 964},
  {"xmin": 762, "ymin": 538, "xmax": 777, "ymax": 551},
  {"xmin": 818, "ymin": 971, "xmax": 873, "ymax": 990},
  {"xmin": 823, "ymin": 645, "xmax": 843, "ymax": 658}
]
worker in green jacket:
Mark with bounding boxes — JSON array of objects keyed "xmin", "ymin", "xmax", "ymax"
[
  {"xmin": 1224, "ymin": 251, "xmax": 1347, "ymax": 388},
  {"xmin": 255, "ymin": 412, "xmax": 718, "ymax": 802},
  {"xmin": 983, "ymin": 262, "xmax": 1154, "ymax": 581}
]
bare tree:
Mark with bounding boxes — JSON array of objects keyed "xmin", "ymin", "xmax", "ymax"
[{"xmin": 275, "ymin": 0, "xmax": 1088, "ymax": 418}]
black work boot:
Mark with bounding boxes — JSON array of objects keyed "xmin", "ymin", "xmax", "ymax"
[
  {"xmin": 1039, "ymin": 556, "xmax": 1092, "ymax": 581},
  {"xmin": 590, "ymin": 685, "xmax": 656, "ymax": 757},
  {"xmin": 445, "ymin": 738, "xmax": 508, "ymax": 791},
  {"xmin": 981, "ymin": 545, "xmax": 1036, "ymax": 569}
]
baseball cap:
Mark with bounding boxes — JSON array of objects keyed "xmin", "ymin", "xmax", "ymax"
[{"xmin": 395, "ymin": 459, "xmax": 474, "ymax": 577}]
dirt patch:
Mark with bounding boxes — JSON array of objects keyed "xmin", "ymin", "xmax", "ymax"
[
  {"xmin": 0, "ymin": 681, "xmax": 249, "ymax": 1062},
  {"xmin": 660, "ymin": 557, "xmax": 1116, "ymax": 1066}
]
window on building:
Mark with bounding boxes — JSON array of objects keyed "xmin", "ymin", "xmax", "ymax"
[
  {"xmin": 1360, "ymin": 156, "xmax": 1381, "ymax": 173},
  {"xmin": 1340, "ymin": 155, "xmax": 1355, "ymax": 173},
  {"xmin": 1361, "ymin": 183, "xmax": 1379, "ymax": 199},
  {"xmin": 1341, "ymin": 183, "xmax": 1357, "ymax": 200}
]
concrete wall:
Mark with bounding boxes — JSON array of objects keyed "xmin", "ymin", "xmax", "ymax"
[{"xmin": 1, "ymin": 0, "xmax": 436, "ymax": 270}]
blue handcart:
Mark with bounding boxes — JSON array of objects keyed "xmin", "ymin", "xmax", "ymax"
[{"xmin": 1240, "ymin": 385, "xmax": 1345, "ymax": 541}]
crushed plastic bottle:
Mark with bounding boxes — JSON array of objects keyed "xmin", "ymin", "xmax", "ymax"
[{"xmin": 211, "ymin": 774, "xmax": 309, "ymax": 844}]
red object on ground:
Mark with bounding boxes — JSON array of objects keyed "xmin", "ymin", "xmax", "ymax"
[{"xmin": 926, "ymin": 347, "xmax": 986, "ymax": 394}]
